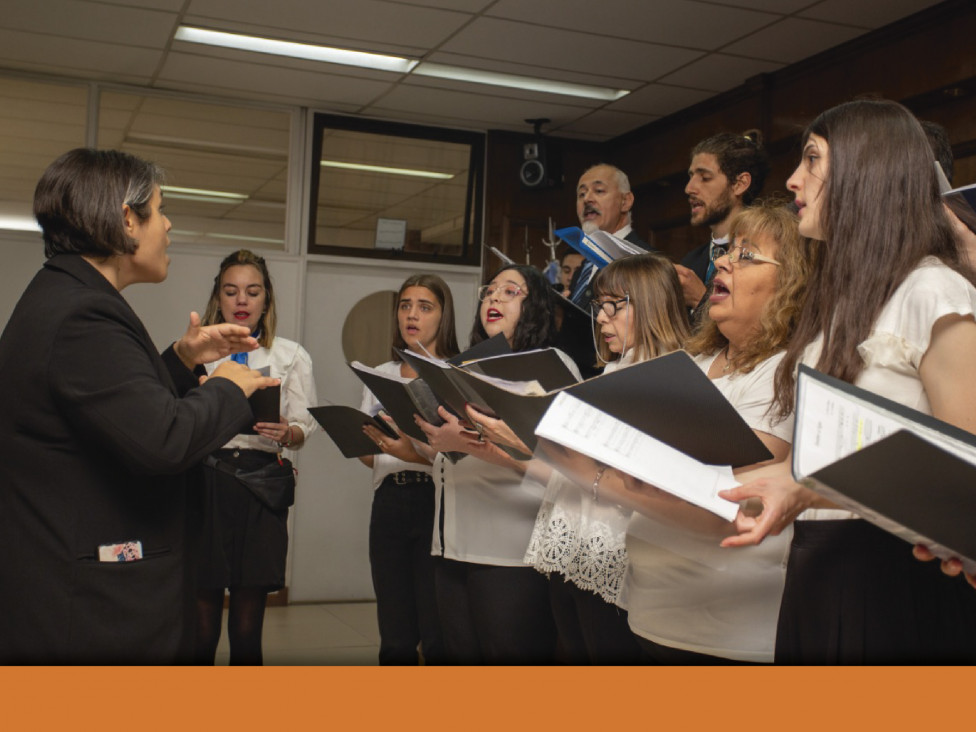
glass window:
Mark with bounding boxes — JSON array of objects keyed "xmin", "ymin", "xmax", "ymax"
[
  {"xmin": 98, "ymin": 92, "xmax": 292, "ymax": 250},
  {"xmin": 308, "ymin": 114, "xmax": 484, "ymax": 265},
  {"xmin": 0, "ymin": 76, "xmax": 88, "ymax": 232}
]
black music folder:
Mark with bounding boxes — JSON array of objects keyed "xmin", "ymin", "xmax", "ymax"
[
  {"xmin": 793, "ymin": 365, "xmax": 976, "ymax": 573},
  {"xmin": 308, "ymin": 405, "xmax": 397, "ymax": 459},
  {"xmin": 450, "ymin": 350, "xmax": 772, "ymax": 467}
]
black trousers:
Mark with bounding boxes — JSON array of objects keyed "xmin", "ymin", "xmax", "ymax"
[
  {"xmin": 434, "ymin": 557, "xmax": 556, "ymax": 664},
  {"xmin": 368, "ymin": 474, "xmax": 444, "ymax": 665},
  {"xmin": 548, "ymin": 576, "xmax": 640, "ymax": 664}
]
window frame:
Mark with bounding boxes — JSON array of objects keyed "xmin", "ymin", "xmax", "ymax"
[{"xmin": 306, "ymin": 113, "xmax": 484, "ymax": 266}]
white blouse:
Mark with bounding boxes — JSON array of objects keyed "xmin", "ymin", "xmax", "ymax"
[
  {"xmin": 432, "ymin": 349, "xmax": 581, "ymax": 567},
  {"xmin": 800, "ymin": 257, "xmax": 976, "ymax": 521},
  {"xmin": 206, "ymin": 336, "xmax": 318, "ymax": 454},
  {"xmin": 623, "ymin": 350, "xmax": 794, "ymax": 662},
  {"xmin": 360, "ymin": 360, "xmax": 433, "ymax": 491},
  {"xmin": 523, "ymin": 352, "xmax": 636, "ymax": 604}
]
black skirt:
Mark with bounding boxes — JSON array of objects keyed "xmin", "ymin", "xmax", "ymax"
[
  {"xmin": 776, "ymin": 519, "xmax": 976, "ymax": 664},
  {"xmin": 195, "ymin": 449, "xmax": 289, "ymax": 592}
]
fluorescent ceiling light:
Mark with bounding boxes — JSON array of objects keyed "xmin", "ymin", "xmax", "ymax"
[
  {"xmin": 175, "ymin": 26, "xmax": 418, "ymax": 74},
  {"xmin": 171, "ymin": 229, "xmax": 284, "ymax": 245},
  {"xmin": 161, "ymin": 185, "xmax": 248, "ymax": 203},
  {"xmin": 321, "ymin": 160, "xmax": 454, "ymax": 180},
  {"xmin": 413, "ymin": 63, "xmax": 630, "ymax": 101},
  {"xmin": 0, "ymin": 215, "xmax": 40, "ymax": 232},
  {"xmin": 173, "ymin": 25, "xmax": 628, "ymax": 101}
]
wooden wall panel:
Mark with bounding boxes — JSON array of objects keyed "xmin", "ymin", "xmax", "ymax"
[{"xmin": 482, "ymin": 0, "xmax": 976, "ymax": 271}]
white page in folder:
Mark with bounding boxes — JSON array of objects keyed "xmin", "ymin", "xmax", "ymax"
[
  {"xmin": 794, "ymin": 372, "xmax": 976, "ymax": 479},
  {"xmin": 535, "ymin": 392, "xmax": 740, "ymax": 522}
]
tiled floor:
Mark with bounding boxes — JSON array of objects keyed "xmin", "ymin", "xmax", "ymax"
[{"xmin": 214, "ymin": 601, "xmax": 380, "ymax": 665}]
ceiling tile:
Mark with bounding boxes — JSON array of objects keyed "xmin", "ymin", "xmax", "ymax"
[
  {"xmin": 722, "ymin": 17, "xmax": 866, "ymax": 64},
  {"xmin": 798, "ymin": 0, "xmax": 944, "ymax": 28},
  {"xmin": 158, "ymin": 52, "xmax": 396, "ymax": 107},
  {"xmin": 608, "ymin": 83, "xmax": 714, "ymax": 116},
  {"xmin": 423, "ymin": 51, "xmax": 639, "ymax": 93},
  {"xmin": 368, "ymin": 84, "xmax": 591, "ymax": 129},
  {"xmin": 700, "ymin": 0, "xmax": 812, "ymax": 12},
  {"xmin": 186, "ymin": 0, "xmax": 470, "ymax": 50},
  {"xmin": 439, "ymin": 17, "xmax": 703, "ymax": 82},
  {"xmin": 0, "ymin": 28, "xmax": 160, "ymax": 82},
  {"xmin": 0, "ymin": 0, "xmax": 176, "ymax": 47},
  {"xmin": 658, "ymin": 53, "xmax": 783, "ymax": 92},
  {"xmin": 555, "ymin": 109, "xmax": 659, "ymax": 138},
  {"xmin": 487, "ymin": 0, "xmax": 780, "ymax": 50}
]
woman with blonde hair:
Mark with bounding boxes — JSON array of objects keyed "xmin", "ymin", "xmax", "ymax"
[
  {"xmin": 194, "ymin": 249, "xmax": 318, "ymax": 665},
  {"xmin": 525, "ymin": 253, "xmax": 689, "ymax": 663}
]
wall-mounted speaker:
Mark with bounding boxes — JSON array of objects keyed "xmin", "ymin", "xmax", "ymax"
[{"xmin": 519, "ymin": 140, "xmax": 559, "ymax": 190}]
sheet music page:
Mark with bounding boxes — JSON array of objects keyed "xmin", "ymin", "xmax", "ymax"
[
  {"xmin": 535, "ymin": 392, "xmax": 739, "ymax": 521},
  {"xmin": 794, "ymin": 370, "xmax": 976, "ymax": 478}
]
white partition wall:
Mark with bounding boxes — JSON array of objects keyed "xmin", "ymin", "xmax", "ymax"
[{"xmin": 291, "ymin": 257, "xmax": 480, "ymax": 602}]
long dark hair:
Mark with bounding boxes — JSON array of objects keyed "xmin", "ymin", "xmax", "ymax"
[
  {"xmin": 391, "ymin": 273, "xmax": 460, "ymax": 361},
  {"xmin": 470, "ymin": 264, "xmax": 556, "ymax": 352},
  {"xmin": 774, "ymin": 99, "xmax": 968, "ymax": 416}
]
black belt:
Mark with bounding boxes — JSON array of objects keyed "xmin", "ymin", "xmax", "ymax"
[{"xmin": 384, "ymin": 470, "xmax": 433, "ymax": 486}]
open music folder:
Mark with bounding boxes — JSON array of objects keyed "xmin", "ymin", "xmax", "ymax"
[
  {"xmin": 448, "ymin": 350, "xmax": 772, "ymax": 466},
  {"xmin": 793, "ymin": 365, "xmax": 976, "ymax": 574}
]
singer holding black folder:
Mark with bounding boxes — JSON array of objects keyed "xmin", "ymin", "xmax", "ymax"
[
  {"xmin": 525, "ymin": 253, "xmax": 688, "ymax": 664},
  {"xmin": 356, "ymin": 273, "xmax": 459, "ymax": 665},
  {"xmin": 722, "ymin": 99, "xmax": 976, "ymax": 663},
  {"xmin": 194, "ymin": 250, "xmax": 318, "ymax": 665},
  {"xmin": 416, "ymin": 264, "xmax": 581, "ymax": 663}
]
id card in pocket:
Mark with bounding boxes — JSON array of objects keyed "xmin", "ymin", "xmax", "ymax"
[{"xmin": 97, "ymin": 540, "xmax": 144, "ymax": 562}]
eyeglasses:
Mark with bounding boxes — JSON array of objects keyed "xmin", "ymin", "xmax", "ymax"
[
  {"xmin": 589, "ymin": 295, "xmax": 629, "ymax": 318},
  {"xmin": 478, "ymin": 284, "xmax": 526, "ymax": 302},
  {"xmin": 711, "ymin": 244, "xmax": 780, "ymax": 266}
]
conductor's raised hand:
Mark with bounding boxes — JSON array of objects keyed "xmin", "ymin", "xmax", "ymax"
[{"xmin": 173, "ymin": 311, "xmax": 259, "ymax": 368}]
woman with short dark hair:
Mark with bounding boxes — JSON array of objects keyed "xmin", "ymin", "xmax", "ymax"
[{"xmin": 0, "ymin": 148, "xmax": 274, "ymax": 663}]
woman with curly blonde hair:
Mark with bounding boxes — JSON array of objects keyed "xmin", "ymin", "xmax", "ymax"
[{"xmin": 617, "ymin": 198, "xmax": 818, "ymax": 663}]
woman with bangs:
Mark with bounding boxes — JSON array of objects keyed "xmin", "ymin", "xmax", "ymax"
[
  {"xmin": 524, "ymin": 253, "xmax": 689, "ymax": 664},
  {"xmin": 416, "ymin": 264, "xmax": 581, "ymax": 663},
  {"xmin": 357, "ymin": 273, "xmax": 459, "ymax": 665},
  {"xmin": 584, "ymin": 200, "xmax": 815, "ymax": 663},
  {"xmin": 721, "ymin": 99, "xmax": 976, "ymax": 663}
]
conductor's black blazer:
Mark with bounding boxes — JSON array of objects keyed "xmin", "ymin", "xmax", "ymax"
[{"xmin": 0, "ymin": 254, "xmax": 252, "ymax": 664}]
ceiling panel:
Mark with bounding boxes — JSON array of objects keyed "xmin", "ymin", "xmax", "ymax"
[
  {"xmin": 487, "ymin": 0, "xmax": 779, "ymax": 50},
  {"xmin": 607, "ymin": 83, "xmax": 715, "ymax": 116},
  {"xmin": 439, "ymin": 17, "xmax": 703, "ymax": 82},
  {"xmin": 159, "ymin": 51, "xmax": 396, "ymax": 107},
  {"xmin": 0, "ymin": 28, "xmax": 161, "ymax": 82},
  {"xmin": 187, "ymin": 0, "xmax": 471, "ymax": 50},
  {"xmin": 658, "ymin": 53, "xmax": 784, "ymax": 92},
  {"xmin": 0, "ymin": 0, "xmax": 177, "ymax": 47},
  {"xmin": 798, "ymin": 0, "xmax": 944, "ymax": 27},
  {"xmin": 722, "ymin": 17, "xmax": 865, "ymax": 64},
  {"xmin": 557, "ymin": 109, "xmax": 661, "ymax": 138}
]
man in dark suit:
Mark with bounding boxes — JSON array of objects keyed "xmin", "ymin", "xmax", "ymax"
[
  {"xmin": 557, "ymin": 164, "xmax": 655, "ymax": 377},
  {"xmin": 675, "ymin": 131, "xmax": 770, "ymax": 313}
]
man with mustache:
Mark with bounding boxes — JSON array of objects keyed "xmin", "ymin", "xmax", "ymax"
[
  {"xmin": 560, "ymin": 164, "xmax": 654, "ymax": 377},
  {"xmin": 676, "ymin": 131, "xmax": 769, "ymax": 311}
]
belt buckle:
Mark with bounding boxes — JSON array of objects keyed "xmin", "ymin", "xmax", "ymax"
[{"xmin": 393, "ymin": 472, "xmax": 408, "ymax": 485}]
